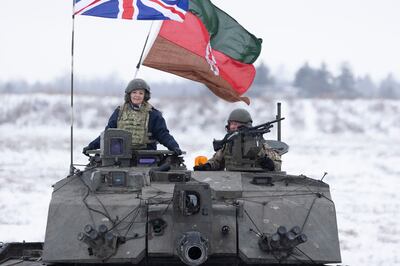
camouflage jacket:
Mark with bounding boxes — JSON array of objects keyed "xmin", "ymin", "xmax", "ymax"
[{"xmin": 207, "ymin": 142, "xmax": 282, "ymax": 171}]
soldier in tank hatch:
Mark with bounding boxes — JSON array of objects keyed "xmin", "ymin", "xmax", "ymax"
[
  {"xmin": 83, "ymin": 78, "xmax": 182, "ymax": 155},
  {"xmin": 194, "ymin": 108, "xmax": 281, "ymax": 171}
]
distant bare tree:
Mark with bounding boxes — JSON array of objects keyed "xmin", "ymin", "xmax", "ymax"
[
  {"xmin": 293, "ymin": 62, "xmax": 331, "ymax": 97},
  {"xmin": 314, "ymin": 63, "xmax": 334, "ymax": 97},
  {"xmin": 379, "ymin": 74, "xmax": 400, "ymax": 99},
  {"xmin": 355, "ymin": 75, "xmax": 377, "ymax": 98},
  {"xmin": 333, "ymin": 63, "xmax": 356, "ymax": 98},
  {"xmin": 247, "ymin": 61, "xmax": 275, "ymax": 96}
]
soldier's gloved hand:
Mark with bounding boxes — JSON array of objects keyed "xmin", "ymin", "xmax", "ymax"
[
  {"xmin": 173, "ymin": 147, "xmax": 183, "ymax": 156},
  {"xmin": 257, "ymin": 157, "xmax": 275, "ymax": 171},
  {"xmin": 193, "ymin": 163, "xmax": 211, "ymax": 171},
  {"xmin": 82, "ymin": 146, "xmax": 90, "ymax": 156}
]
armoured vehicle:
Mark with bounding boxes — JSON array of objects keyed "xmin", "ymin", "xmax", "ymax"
[{"xmin": 0, "ymin": 106, "xmax": 341, "ymax": 265}]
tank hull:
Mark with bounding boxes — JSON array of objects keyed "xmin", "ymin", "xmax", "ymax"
[{"xmin": 1, "ymin": 151, "xmax": 340, "ymax": 266}]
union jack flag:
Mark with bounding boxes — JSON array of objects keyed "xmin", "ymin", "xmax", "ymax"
[{"xmin": 74, "ymin": 0, "xmax": 188, "ymax": 22}]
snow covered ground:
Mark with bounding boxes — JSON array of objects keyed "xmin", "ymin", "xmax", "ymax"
[{"xmin": 0, "ymin": 93, "xmax": 399, "ymax": 265}]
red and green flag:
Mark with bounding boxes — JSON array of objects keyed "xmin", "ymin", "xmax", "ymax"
[{"xmin": 143, "ymin": 0, "xmax": 262, "ymax": 104}]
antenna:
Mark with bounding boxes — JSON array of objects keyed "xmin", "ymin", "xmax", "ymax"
[
  {"xmin": 320, "ymin": 172, "xmax": 328, "ymax": 181},
  {"xmin": 69, "ymin": 0, "xmax": 76, "ymax": 175},
  {"xmin": 134, "ymin": 21, "xmax": 154, "ymax": 78},
  {"xmin": 276, "ymin": 102, "xmax": 282, "ymax": 141}
]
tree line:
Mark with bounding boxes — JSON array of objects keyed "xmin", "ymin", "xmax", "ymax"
[
  {"xmin": 251, "ymin": 62, "xmax": 400, "ymax": 99},
  {"xmin": 1, "ymin": 62, "xmax": 399, "ymax": 99}
]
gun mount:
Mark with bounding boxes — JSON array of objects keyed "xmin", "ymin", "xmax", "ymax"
[{"xmin": 213, "ymin": 117, "xmax": 285, "ymax": 152}]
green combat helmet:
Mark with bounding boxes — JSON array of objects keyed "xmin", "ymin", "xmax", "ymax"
[
  {"xmin": 125, "ymin": 78, "xmax": 151, "ymax": 102},
  {"xmin": 228, "ymin": 108, "xmax": 253, "ymax": 126}
]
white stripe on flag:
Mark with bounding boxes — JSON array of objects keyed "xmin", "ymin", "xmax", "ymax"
[
  {"xmin": 117, "ymin": 0, "xmax": 124, "ymax": 18},
  {"xmin": 74, "ymin": 0, "xmax": 111, "ymax": 15},
  {"xmin": 132, "ymin": 0, "xmax": 139, "ymax": 19},
  {"xmin": 141, "ymin": 0, "xmax": 186, "ymax": 22}
]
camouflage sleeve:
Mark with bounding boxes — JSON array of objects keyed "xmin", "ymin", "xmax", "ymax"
[
  {"xmin": 207, "ymin": 147, "xmax": 226, "ymax": 170},
  {"xmin": 260, "ymin": 143, "xmax": 282, "ymax": 171}
]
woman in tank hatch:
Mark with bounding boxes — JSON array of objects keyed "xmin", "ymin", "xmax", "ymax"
[{"xmin": 82, "ymin": 78, "xmax": 182, "ymax": 155}]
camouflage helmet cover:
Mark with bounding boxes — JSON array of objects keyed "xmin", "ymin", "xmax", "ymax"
[
  {"xmin": 124, "ymin": 78, "xmax": 151, "ymax": 102},
  {"xmin": 228, "ymin": 108, "xmax": 253, "ymax": 124}
]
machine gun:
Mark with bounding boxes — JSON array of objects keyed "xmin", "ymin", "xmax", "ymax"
[{"xmin": 212, "ymin": 117, "xmax": 285, "ymax": 151}]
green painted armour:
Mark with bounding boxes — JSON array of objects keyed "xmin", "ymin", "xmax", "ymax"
[{"xmin": 117, "ymin": 102, "xmax": 152, "ymax": 149}]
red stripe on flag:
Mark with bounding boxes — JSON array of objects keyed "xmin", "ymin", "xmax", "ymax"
[
  {"xmin": 122, "ymin": 0, "xmax": 134, "ymax": 19},
  {"xmin": 74, "ymin": 0, "xmax": 102, "ymax": 15},
  {"xmin": 159, "ymin": 13, "xmax": 255, "ymax": 95},
  {"xmin": 149, "ymin": 0, "xmax": 185, "ymax": 21},
  {"xmin": 159, "ymin": 12, "xmax": 210, "ymax": 58},
  {"xmin": 213, "ymin": 50, "xmax": 255, "ymax": 95}
]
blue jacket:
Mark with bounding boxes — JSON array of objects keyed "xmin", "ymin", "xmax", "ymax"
[{"xmin": 87, "ymin": 106, "xmax": 180, "ymax": 151}]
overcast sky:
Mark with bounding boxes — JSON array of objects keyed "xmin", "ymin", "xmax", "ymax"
[{"xmin": 0, "ymin": 0, "xmax": 399, "ymax": 84}]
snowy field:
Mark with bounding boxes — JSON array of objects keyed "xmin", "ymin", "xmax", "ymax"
[{"xmin": 0, "ymin": 93, "xmax": 399, "ymax": 265}]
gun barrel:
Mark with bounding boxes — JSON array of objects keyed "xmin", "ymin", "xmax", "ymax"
[
  {"xmin": 262, "ymin": 117, "xmax": 285, "ymax": 125},
  {"xmin": 249, "ymin": 117, "xmax": 285, "ymax": 131}
]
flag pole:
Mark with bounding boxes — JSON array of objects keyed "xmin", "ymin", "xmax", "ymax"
[
  {"xmin": 134, "ymin": 21, "xmax": 154, "ymax": 78},
  {"xmin": 69, "ymin": 0, "xmax": 76, "ymax": 175}
]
